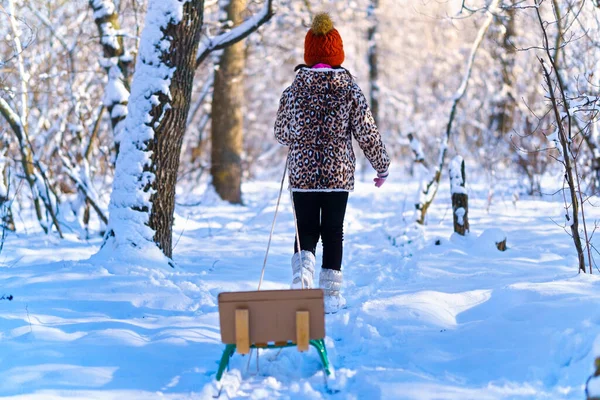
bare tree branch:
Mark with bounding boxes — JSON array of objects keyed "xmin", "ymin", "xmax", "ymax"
[{"xmin": 195, "ymin": 0, "xmax": 274, "ymax": 68}]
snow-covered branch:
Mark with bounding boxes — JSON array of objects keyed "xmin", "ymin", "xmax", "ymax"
[
  {"xmin": 89, "ymin": 0, "xmax": 123, "ymax": 57},
  {"xmin": 1, "ymin": 74, "xmax": 61, "ymax": 236},
  {"xmin": 89, "ymin": 0, "xmax": 132, "ymax": 143},
  {"xmin": 407, "ymin": 132, "xmax": 429, "ymax": 169},
  {"xmin": 8, "ymin": 0, "xmax": 29, "ymax": 126},
  {"xmin": 60, "ymin": 154, "xmax": 108, "ymax": 225},
  {"xmin": 195, "ymin": 0, "xmax": 274, "ymax": 68},
  {"xmin": 0, "ymin": 98, "xmax": 24, "ymax": 142}
]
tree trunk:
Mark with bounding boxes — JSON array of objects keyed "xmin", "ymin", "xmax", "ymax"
[
  {"xmin": 537, "ymin": 12, "xmax": 586, "ymax": 272},
  {"xmin": 148, "ymin": 1, "xmax": 204, "ymax": 257},
  {"xmin": 89, "ymin": 0, "xmax": 132, "ymax": 150},
  {"xmin": 449, "ymin": 156, "xmax": 469, "ymax": 235},
  {"xmin": 210, "ymin": 0, "xmax": 247, "ymax": 204},
  {"xmin": 536, "ymin": 2, "xmax": 591, "ymax": 273},
  {"xmin": 489, "ymin": 3, "xmax": 516, "ymax": 138},
  {"xmin": 361, "ymin": 0, "xmax": 379, "ymax": 180},
  {"xmin": 367, "ymin": 0, "xmax": 379, "ymax": 126},
  {"xmin": 103, "ymin": 0, "xmax": 204, "ymax": 260},
  {"xmin": 542, "ymin": 59, "xmax": 586, "ymax": 272}
]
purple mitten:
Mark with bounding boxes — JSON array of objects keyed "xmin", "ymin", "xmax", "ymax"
[{"xmin": 373, "ymin": 171, "xmax": 388, "ymax": 188}]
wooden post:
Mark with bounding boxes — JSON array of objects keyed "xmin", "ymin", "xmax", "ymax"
[
  {"xmin": 450, "ymin": 156, "xmax": 469, "ymax": 235},
  {"xmin": 235, "ymin": 309, "xmax": 250, "ymax": 354},
  {"xmin": 296, "ymin": 311, "xmax": 310, "ymax": 352}
]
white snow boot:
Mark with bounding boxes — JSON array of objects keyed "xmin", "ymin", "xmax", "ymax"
[
  {"xmin": 291, "ymin": 250, "xmax": 315, "ymax": 289},
  {"xmin": 319, "ymin": 268, "xmax": 346, "ymax": 314}
]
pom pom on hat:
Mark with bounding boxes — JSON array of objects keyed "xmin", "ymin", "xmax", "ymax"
[
  {"xmin": 304, "ymin": 13, "xmax": 345, "ymax": 67},
  {"xmin": 311, "ymin": 13, "xmax": 334, "ymax": 36}
]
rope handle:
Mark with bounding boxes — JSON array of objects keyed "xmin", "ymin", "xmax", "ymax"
[
  {"xmin": 257, "ymin": 159, "xmax": 305, "ymax": 290},
  {"xmin": 290, "ymin": 187, "xmax": 305, "ymax": 289}
]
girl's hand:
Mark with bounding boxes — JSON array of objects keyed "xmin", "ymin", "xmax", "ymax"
[{"xmin": 373, "ymin": 171, "xmax": 388, "ymax": 188}]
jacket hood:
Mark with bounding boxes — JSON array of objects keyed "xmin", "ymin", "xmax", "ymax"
[{"xmin": 291, "ymin": 67, "xmax": 353, "ymax": 95}]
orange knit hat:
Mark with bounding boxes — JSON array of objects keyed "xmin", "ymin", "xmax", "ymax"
[{"xmin": 304, "ymin": 13, "xmax": 345, "ymax": 67}]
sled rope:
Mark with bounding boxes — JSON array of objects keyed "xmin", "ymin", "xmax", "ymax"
[
  {"xmin": 257, "ymin": 159, "xmax": 305, "ymax": 291},
  {"xmin": 257, "ymin": 161, "xmax": 287, "ymax": 290},
  {"xmin": 290, "ymin": 187, "xmax": 305, "ymax": 289},
  {"xmin": 245, "ymin": 346, "xmax": 260, "ymax": 375},
  {"xmin": 253, "ymin": 160, "xmax": 306, "ymax": 374}
]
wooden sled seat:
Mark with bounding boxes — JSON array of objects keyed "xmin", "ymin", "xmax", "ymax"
[{"xmin": 215, "ymin": 289, "xmax": 332, "ymax": 381}]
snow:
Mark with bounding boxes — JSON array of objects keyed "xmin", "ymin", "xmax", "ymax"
[
  {"xmin": 90, "ymin": 1, "xmax": 120, "ymax": 51},
  {"xmin": 110, "ymin": 104, "xmax": 127, "ymax": 119},
  {"xmin": 102, "ymin": 66, "xmax": 129, "ymax": 109},
  {"xmin": 477, "ymin": 227, "xmax": 507, "ymax": 247},
  {"xmin": 455, "ymin": 206, "xmax": 466, "ymax": 225},
  {"xmin": 99, "ymin": 22, "xmax": 120, "ymax": 50},
  {"xmin": 409, "ymin": 134, "xmax": 425, "ymax": 163},
  {"xmin": 2, "ymin": 177, "xmax": 600, "ymax": 398},
  {"xmin": 449, "ymin": 156, "xmax": 467, "ymax": 195},
  {"xmin": 91, "ymin": 0, "xmax": 116, "ymax": 20}
]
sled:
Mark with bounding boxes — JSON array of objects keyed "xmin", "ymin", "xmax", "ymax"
[{"xmin": 215, "ymin": 288, "xmax": 333, "ymax": 381}]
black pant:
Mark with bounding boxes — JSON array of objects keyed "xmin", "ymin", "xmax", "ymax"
[{"xmin": 292, "ymin": 191, "xmax": 349, "ymax": 271}]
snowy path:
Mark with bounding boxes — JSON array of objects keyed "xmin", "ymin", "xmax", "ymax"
[{"xmin": 1, "ymin": 180, "xmax": 600, "ymax": 399}]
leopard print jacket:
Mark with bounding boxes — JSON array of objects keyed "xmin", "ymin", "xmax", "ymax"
[{"xmin": 274, "ymin": 67, "xmax": 390, "ymax": 191}]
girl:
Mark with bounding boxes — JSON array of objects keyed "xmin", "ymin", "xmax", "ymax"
[{"xmin": 274, "ymin": 13, "xmax": 390, "ymax": 313}]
